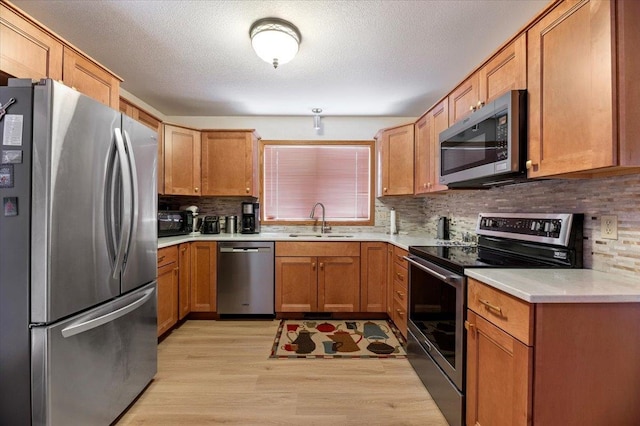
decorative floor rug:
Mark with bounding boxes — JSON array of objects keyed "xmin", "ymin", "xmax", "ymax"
[{"xmin": 270, "ymin": 319, "xmax": 407, "ymax": 359}]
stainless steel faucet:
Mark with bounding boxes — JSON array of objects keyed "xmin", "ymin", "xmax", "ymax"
[{"xmin": 310, "ymin": 202, "xmax": 331, "ymax": 233}]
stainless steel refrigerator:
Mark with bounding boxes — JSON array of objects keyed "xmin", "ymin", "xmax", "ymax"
[{"xmin": 0, "ymin": 79, "xmax": 158, "ymax": 425}]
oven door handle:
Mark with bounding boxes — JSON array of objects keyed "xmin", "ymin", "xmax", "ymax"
[{"xmin": 404, "ymin": 256, "xmax": 458, "ymax": 284}]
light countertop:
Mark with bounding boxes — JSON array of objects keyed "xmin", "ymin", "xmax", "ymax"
[
  {"xmin": 465, "ymin": 268, "xmax": 640, "ymax": 304},
  {"xmin": 158, "ymin": 232, "xmax": 440, "ymax": 251}
]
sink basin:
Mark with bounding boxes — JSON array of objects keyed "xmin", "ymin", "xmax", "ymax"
[{"xmin": 288, "ymin": 233, "xmax": 354, "ymax": 238}]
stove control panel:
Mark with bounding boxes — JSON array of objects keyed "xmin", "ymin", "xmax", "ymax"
[
  {"xmin": 479, "ymin": 216, "xmax": 563, "ymax": 238},
  {"xmin": 476, "ymin": 213, "xmax": 580, "ymax": 248}
]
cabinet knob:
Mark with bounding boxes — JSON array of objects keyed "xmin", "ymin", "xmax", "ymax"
[
  {"xmin": 194, "ymin": 187, "xmax": 199, "ymax": 192},
  {"xmin": 464, "ymin": 320, "xmax": 475, "ymax": 331},
  {"xmin": 383, "ymin": 187, "xmax": 388, "ymax": 193},
  {"xmin": 469, "ymin": 105, "xmax": 476, "ymax": 112},
  {"xmin": 395, "ymin": 290, "xmax": 405, "ymax": 298},
  {"xmin": 477, "ymin": 100, "xmax": 485, "ymax": 108},
  {"xmin": 525, "ymin": 160, "xmax": 538, "ymax": 170},
  {"xmin": 319, "ymin": 262, "xmax": 324, "ymax": 270},
  {"xmin": 312, "ymin": 262, "xmax": 316, "ymax": 270},
  {"xmin": 396, "ymin": 309, "xmax": 404, "ymax": 317},
  {"xmin": 246, "ymin": 187, "xmax": 250, "ymax": 193}
]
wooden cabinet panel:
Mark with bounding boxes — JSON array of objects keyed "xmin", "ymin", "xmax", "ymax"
[
  {"xmin": 0, "ymin": 3, "xmax": 63, "ymax": 81},
  {"xmin": 377, "ymin": 123, "xmax": 414, "ymax": 196},
  {"xmin": 527, "ymin": 0, "xmax": 616, "ymax": 177},
  {"xmin": 468, "ymin": 278, "xmax": 533, "ymax": 345},
  {"xmin": 157, "ymin": 246, "xmax": 179, "ymax": 337},
  {"xmin": 478, "ymin": 33, "xmax": 527, "ymax": 104},
  {"xmin": 386, "ymin": 244, "xmax": 394, "ymax": 318},
  {"xmin": 163, "ymin": 124, "xmax": 201, "ymax": 196},
  {"xmin": 275, "ymin": 256, "xmax": 317, "ymax": 312},
  {"xmin": 360, "ymin": 242, "xmax": 387, "ymax": 312},
  {"xmin": 201, "ymin": 130, "xmax": 259, "ymax": 196},
  {"xmin": 413, "ymin": 113, "xmax": 431, "ymax": 195},
  {"xmin": 448, "ymin": 73, "xmax": 479, "ymax": 126},
  {"xmin": 429, "ymin": 99, "xmax": 449, "ymax": 192},
  {"xmin": 62, "ymin": 47, "xmax": 120, "ymax": 108},
  {"xmin": 178, "ymin": 243, "xmax": 191, "ymax": 320},
  {"xmin": 466, "ymin": 310, "xmax": 532, "ymax": 426},
  {"xmin": 190, "ymin": 242, "xmax": 216, "ymax": 312},
  {"xmin": 276, "ymin": 241, "xmax": 360, "ymax": 257},
  {"xmin": 318, "ymin": 256, "xmax": 360, "ymax": 312}
]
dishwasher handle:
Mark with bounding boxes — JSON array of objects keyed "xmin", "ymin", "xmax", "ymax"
[{"xmin": 219, "ymin": 247, "xmax": 272, "ymax": 253}]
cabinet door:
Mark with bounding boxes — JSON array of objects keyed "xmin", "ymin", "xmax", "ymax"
[
  {"xmin": 381, "ymin": 124, "xmax": 414, "ymax": 196},
  {"xmin": 527, "ymin": 0, "xmax": 614, "ymax": 177},
  {"xmin": 386, "ymin": 244, "xmax": 394, "ymax": 318},
  {"xmin": 275, "ymin": 257, "xmax": 317, "ymax": 312},
  {"xmin": 0, "ymin": 3, "xmax": 63, "ymax": 81},
  {"xmin": 201, "ymin": 131, "xmax": 258, "ymax": 196},
  {"xmin": 157, "ymin": 262, "xmax": 178, "ymax": 336},
  {"xmin": 190, "ymin": 242, "xmax": 216, "ymax": 312},
  {"xmin": 163, "ymin": 125, "xmax": 201, "ymax": 195},
  {"xmin": 466, "ymin": 310, "xmax": 532, "ymax": 426},
  {"xmin": 414, "ymin": 114, "xmax": 431, "ymax": 195},
  {"xmin": 360, "ymin": 242, "xmax": 387, "ymax": 312},
  {"xmin": 318, "ymin": 256, "xmax": 360, "ymax": 312},
  {"xmin": 429, "ymin": 99, "xmax": 449, "ymax": 192},
  {"xmin": 478, "ymin": 33, "xmax": 526, "ymax": 104},
  {"xmin": 178, "ymin": 243, "xmax": 191, "ymax": 320},
  {"xmin": 448, "ymin": 72, "xmax": 479, "ymax": 125},
  {"xmin": 62, "ymin": 47, "xmax": 120, "ymax": 108}
]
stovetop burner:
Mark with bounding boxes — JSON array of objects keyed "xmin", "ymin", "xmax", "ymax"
[{"xmin": 409, "ymin": 213, "xmax": 584, "ymax": 273}]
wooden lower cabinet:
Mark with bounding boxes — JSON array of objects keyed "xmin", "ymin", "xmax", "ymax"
[
  {"xmin": 360, "ymin": 242, "xmax": 387, "ymax": 312},
  {"xmin": 390, "ymin": 246, "xmax": 408, "ymax": 337},
  {"xmin": 275, "ymin": 242, "xmax": 360, "ymax": 313},
  {"xmin": 178, "ymin": 243, "xmax": 191, "ymax": 319},
  {"xmin": 157, "ymin": 246, "xmax": 179, "ymax": 337},
  {"xmin": 190, "ymin": 241, "xmax": 217, "ymax": 312},
  {"xmin": 466, "ymin": 277, "xmax": 640, "ymax": 425}
]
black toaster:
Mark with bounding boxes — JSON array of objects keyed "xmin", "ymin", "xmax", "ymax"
[{"xmin": 201, "ymin": 216, "xmax": 221, "ymax": 234}]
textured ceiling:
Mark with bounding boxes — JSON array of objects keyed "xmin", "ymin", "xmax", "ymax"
[{"xmin": 12, "ymin": 0, "xmax": 549, "ymax": 117}]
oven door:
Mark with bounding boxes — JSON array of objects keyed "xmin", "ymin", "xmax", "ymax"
[{"xmin": 406, "ymin": 254, "xmax": 465, "ymax": 390}]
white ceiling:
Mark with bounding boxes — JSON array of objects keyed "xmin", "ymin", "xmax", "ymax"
[{"xmin": 12, "ymin": 0, "xmax": 549, "ymax": 117}]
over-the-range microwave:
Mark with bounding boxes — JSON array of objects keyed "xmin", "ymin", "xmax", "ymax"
[{"xmin": 439, "ymin": 89, "xmax": 527, "ymax": 188}]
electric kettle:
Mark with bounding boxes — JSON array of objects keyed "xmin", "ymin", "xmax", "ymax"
[{"xmin": 201, "ymin": 216, "xmax": 221, "ymax": 234}]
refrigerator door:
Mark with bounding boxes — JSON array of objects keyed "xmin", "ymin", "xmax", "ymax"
[
  {"xmin": 31, "ymin": 80, "xmax": 120, "ymax": 323},
  {"xmin": 120, "ymin": 115, "xmax": 157, "ymax": 294},
  {"xmin": 31, "ymin": 282, "xmax": 157, "ymax": 426}
]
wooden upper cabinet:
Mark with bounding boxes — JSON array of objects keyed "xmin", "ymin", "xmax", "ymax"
[
  {"xmin": 201, "ymin": 130, "xmax": 259, "ymax": 196},
  {"xmin": 0, "ymin": 2, "xmax": 63, "ymax": 81},
  {"xmin": 449, "ymin": 33, "xmax": 526, "ymax": 127},
  {"xmin": 377, "ymin": 123, "xmax": 414, "ymax": 196},
  {"xmin": 478, "ymin": 33, "xmax": 526, "ymax": 104},
  {"xmin": 163, "ymin": 124, "xmax": 201, "ymax": 196},
  {"xmin": 448, "ymin": 72, "xmax": 479, "ymax": 126},
  {"xmin": 62, "ymin": 47, "xmax": 120, "ymax": 108},
  {"xmin": 527, "ymin": 0, "xmax": 640, "ymax": 178},
  {"xmin": 415, "ymin": 99, "xmax": 449, "ymax": 194}
]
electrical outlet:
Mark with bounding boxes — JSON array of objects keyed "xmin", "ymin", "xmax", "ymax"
[{"xmin": 601, "ymin": 215, "xmax": 618, "ymax": 240}]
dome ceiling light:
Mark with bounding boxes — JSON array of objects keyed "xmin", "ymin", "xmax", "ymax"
[{"xmin": 249, "ymin": 18, "xmax": 301, "ymax": 69}]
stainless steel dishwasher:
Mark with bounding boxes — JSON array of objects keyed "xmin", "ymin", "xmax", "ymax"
[{"xmin": 217, "ymin": 241, "xmax": 275, "ymax": 315}]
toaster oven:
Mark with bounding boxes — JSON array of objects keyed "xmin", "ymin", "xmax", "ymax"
[{"xmin": 157, "ymin": 210, "xmax": 193, "ymax": 237}]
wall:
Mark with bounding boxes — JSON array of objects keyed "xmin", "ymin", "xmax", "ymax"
[{"xmin": 161, "ymin": 173, "xmax": 640, "ymax": 279}]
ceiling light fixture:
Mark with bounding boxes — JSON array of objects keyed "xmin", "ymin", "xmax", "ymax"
[
  {"xmin": 249, "ymin": 18, "xmax": 301, "ymax": 69},
  {"xmin": 312, "ymin": 108, "xmax": 322, "ymax": 130}
]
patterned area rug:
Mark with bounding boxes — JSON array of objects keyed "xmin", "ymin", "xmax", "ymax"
[{"xmin": 270, "ymin": 319, "xmax": 407, "ymax": 359}]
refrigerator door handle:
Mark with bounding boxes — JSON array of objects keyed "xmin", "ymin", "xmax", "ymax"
[
  {"xmin": 112, "ymin": 128, "xmax": 132, "ymax": 280},
  {"xmin": 60, "ymin": 287, "xmax": 155, "ymax": 338},
  {"xmin": 122, "ymin": 129, "xmax": 139, "ymax": 268}
]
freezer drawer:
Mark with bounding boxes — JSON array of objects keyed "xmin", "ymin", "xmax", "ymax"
[{"xmin": 31, "ymin": 282, "xmax": 157, "ymax": 426}]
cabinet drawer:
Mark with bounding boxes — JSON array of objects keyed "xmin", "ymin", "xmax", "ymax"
[
  {"xmin": 392, "ymin": 262, "xmax": 408, "ymax": 291},
  {"xmin": 392, "ymin": 297, "xmax": 408, "ymax": 337},
  {"xmin": 275, "ymin": 241, "xmax": 360, "ymax": 257},
  {"xmin": 468, "ymin": 278, "xmax": 533, "ymax": 345},
  {"xmin": 392, "ymin": 246, "xmax": 408, "ymax": 267},
  {"xmin": 157, "ymin": 245, "xmax": 178, "ymax": 267},
  {"xmin": 392, "ymin": 278, "xmax": 408, "ymax": 305}
]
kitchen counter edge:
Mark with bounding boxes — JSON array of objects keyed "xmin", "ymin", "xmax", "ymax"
[
  {"xmin": 158, "ymin": 232, "xmax": 436, "ymax": 251},
  {"xmin": 465, "ymin": 268, "xmax": 640, "ymax": 304}
]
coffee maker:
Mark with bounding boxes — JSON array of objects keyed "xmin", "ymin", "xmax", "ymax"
[{"xmin": 241, "ymin": 202, "xmax": 260, "ymax": 234}]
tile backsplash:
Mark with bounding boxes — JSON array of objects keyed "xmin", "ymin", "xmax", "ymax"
[{"xmin": 160, "ymin": 173, "xmax": 640, "ymax": 278}]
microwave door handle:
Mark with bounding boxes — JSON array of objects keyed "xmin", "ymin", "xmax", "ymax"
[
  {"xmin": 404, "ymin": 256, "xmax": 461, "ymax": 284},
  {"xmin": 112, "ymin": 128, "xmax": 132, "ymax": 280},
  {"xmin": 122, "ymin": 129, "xmax": 139, "ymax": 267}
]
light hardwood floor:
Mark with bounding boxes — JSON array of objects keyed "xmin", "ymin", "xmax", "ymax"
[{"xmin": 116, "ymin": 320, "xmax": 448, "ymax": 425}]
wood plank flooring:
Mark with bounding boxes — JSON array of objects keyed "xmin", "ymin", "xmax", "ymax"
[{"xmin": 116, "ymin": 320, "xmax": 448, "ymax": 425}]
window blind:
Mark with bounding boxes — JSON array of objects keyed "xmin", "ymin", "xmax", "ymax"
[{"xmin": 263, "ymin": 144, "xmax": 371, "ymax": 221}]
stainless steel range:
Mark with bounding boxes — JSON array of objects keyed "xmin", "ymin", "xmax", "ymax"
[{"xmin": 405, "ymin": 213, "xmax": 583, "ymax": 426}]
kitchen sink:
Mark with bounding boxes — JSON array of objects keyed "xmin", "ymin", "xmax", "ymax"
[{"xmin": 288, "ymin": 233, "xmax": 354, "ymax": 238}]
